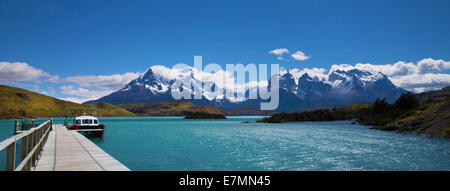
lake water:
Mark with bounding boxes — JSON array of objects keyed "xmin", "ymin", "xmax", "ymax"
[{"xmin": 1, "ymin": 116, "xmax": 450, "ymax": 171}]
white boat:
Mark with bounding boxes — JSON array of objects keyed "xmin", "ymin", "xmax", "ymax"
[
  {"xmin": 68, "ymin": 115, "xmax": 105, "ymax": 138},
  {"xmin": 73, "ymin": 115, "xmax": 100, "ymax": 127}
]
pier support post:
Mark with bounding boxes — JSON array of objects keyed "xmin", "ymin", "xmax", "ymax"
[
  {"xmin": 6, "ymin": 142, "xmax": 16, "ymax": 171},
  {"xmin": 25, "ymin": 134, "xmax": 32, "ymax": 171},
  {"xmin": 31, "ymin": 131, "xmax": 37, "ymax": 166},
  {"xmin": 21, "ymin": 135, "xmax": 28, "ymax": 161},
  {"xmin": 14, "ymin": 120, "xmax": 19, "ymax": 135}
]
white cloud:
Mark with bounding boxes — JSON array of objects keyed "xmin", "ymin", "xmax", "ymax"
[
  {"xmin": 417, "ymin": 58, "xmax": 450, "ymax": 74},
  {"xmin": 269, "ymin": 48, "xmax": 290, "ymax": 60},
  {"xmin": 389, "ymin": 73, "xmax": 450, "ymax": 93},
  {"xmin": 0, "ymin": 62, "xmax": 50, "ymax": 82},
  {"xmin": 59, "ymin": 85, "xmax": 114, "ymax": 103},
  {"xmin": 353, "ymin": 61, "xmax": 418, "ymax": 76},
  {"xmin": 150, "ymin": 65, "xmax": 186, "ymax": 80},
  {"xmin": 291, "ymin": 51, "xmax": 310, "ymax": 61},
  {"xmin": 0, "ymin": 61, "xmax": 140, "ymax": 102},
  {"xmin": 269, "ymin": 48, "xmax": 289, "ymax": 56},
  {"xmin": 0, "ymin": 62, "xmax": 139, "ymax": 91},
  {"xmin": 334, "ymin": 58, "xmax": 449, "ymax": 78},
  {"xmin": 64, "ymin": 72, "xmax": 140, "ymax": 90},
  {"xmin": 47, "ymin": 75, "xmax": 61, "ymax": 83}
]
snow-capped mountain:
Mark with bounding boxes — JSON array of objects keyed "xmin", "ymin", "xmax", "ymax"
[
  {"xmin": 84, "ymin": 68, "xmax": 176, "ymax": 104},
  {"xmin": 297, "ymin": 73, "xmax": 332, "ymax": 101},
  {"xmin": 324, "ymin": 69, "xmax": 405, "ymax": 104},
  {"xmin": 85, "ymin": 66, "xmax": 407, "ymax": 112},
  {"xmin": 279, "ymin": 70, "xmax": 297, "ymax": 94}
]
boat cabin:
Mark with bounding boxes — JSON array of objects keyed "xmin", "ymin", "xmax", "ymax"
[
  {"xmin": 67, "ymin": 115, "xmax": 105, "ymax": 138},
  {"xmin": 74, "ymin": 116, "xmax": 100, "ymax": 127}
]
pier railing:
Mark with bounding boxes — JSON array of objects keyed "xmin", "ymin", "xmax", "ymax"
[
  {"xmin": 19, "ymin": 118, "xmax": 49, "ymax": 131},
  {"xmin": 0, "ymin": 120, "xmax": 52, "ymax": 171}
]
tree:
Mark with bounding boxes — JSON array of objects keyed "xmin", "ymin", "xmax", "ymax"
[
  {"xmin": 394, "ymin": 92, "xmax": 419, "ymax": 110},
  {"xmin": 373, "ymin": 98, "xmax": 389, "ymax": 114}
]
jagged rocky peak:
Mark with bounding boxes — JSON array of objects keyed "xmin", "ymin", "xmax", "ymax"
[
  {"xmin": 297, "ymin": 73, "xmax": 332, "ymax": 97},
  {"xmin": 341, "ymin": 69, "xmax": 371, "ymax": 77},
  {"xmin": 139, "ymin": 67, "xmax": 156, "ymax": 81},
  {"xmin": 279, "ymin": 70, "xmax": 297, "ymax": 93},
  {"xmin": 121, "ymin": 67, "xmax": 171, "ymax": 94},
  {"xmin": 328, "ymin": 69, "xmax": 349, "ymax": 82},
  {"xmin": 128, "ymin": 67, "xmax": 159, "ymax": 86},
  {"xmin": 328, "ymin": 69, "xmax": 384, "ymax": 83},
  {"xmin": 298, "ymin": 73, "xmax": 311, "ymax": 80}
]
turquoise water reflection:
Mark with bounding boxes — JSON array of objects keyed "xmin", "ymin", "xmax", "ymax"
[{"xmin": 1, "ymin": 116, "xmax": 449, "ymax": 171}]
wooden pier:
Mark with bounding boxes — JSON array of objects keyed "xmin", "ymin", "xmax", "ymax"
[{"xmin": 1, "ymin": 120, "xmax": 130, "ymax": 171}]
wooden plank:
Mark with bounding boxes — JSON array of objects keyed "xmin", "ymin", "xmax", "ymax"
[
  {"xmin": 74, "ymin": 129, "xmax": 104, "ymax": 132},
  {"xmin": 34, "ymin": 124, "xmax": 129, "ymax": 171}
]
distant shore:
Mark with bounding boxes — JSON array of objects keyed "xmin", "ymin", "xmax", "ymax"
[
  {"xmin": 184, "ymin": 112, "xmax": 227, "ymax": 119},
  {"xmin": 258, "ymin": 89, "xmax": 450, "ymax": 139}
]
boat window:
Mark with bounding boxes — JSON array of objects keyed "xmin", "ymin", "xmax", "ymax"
[
  {"xmin": 93, "ymin": 119, "xmax": 98, "ymax": 124},
  {"xmin": 82, "ymin": 119, "xmax": 93, "ymax": 124},
  {"xmin": 75, "ymin": 120, "xmax": 81, "ymax": 124}
]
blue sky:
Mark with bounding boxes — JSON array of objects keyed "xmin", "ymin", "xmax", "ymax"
[{"xmin": 1, "ymin": 0, "xmax": 449, "ymax": 102}]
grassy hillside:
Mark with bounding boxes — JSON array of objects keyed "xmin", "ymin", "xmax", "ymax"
[
  {"xmin": 374, "ymin": 89, "xmax": 450, "ymax": 138},
  {"xmin": 376, "ymin": 97, "xmax": 450, "ymax": 138},
  {"xmin": 118, "ymin": 100, "xmax": 225, "ymax": 116},
  {"xmin": 88, "ymin": 102, "xmax": 137, "ymax": 117},
  {"xmin": 415, "ymin": 86, "xmax": 450, "ymax": 103},
  {"xmin": 0, "ymin": 85, "xmax": 136, "ymax": 119}
]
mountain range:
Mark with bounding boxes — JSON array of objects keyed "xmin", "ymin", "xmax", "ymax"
[{"xmin": 85, "ymin": 67, "xmax": 407, "ymax": 112}]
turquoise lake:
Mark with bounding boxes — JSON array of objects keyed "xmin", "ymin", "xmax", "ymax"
[{"xmin": 1, "ymin": 116, "xmax": 450, "ymax": 171}]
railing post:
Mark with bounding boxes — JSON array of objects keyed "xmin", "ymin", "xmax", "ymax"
[
  {"xmin": 21, "ymin": 134, "xmax": 29, "ymax": 162},
  {"xmin": 30, "ymin": 131, "xmax": 36, "ymax": 167},
  {"xmin": 27, "ymin": 133, "xmax": 32, "ymax": 156},
  {"xmin": 6, "ymin": 142, "xmax": 16, "ymax": 171},
  {"xmin": 29, "ymin": 131, "xmax": 33, "ymax": 166},
  {"xmin": 25, "ymin": 152, "xmax": 32, "ymax": 171},
  {"xmin": 14, "ymin": 120, "xmax": 19, "ymax": 135}
]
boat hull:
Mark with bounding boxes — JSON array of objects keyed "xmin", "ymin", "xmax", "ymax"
[{"xmin": 67, "ymin": 124, "xmax": 105, "ymax": 138}]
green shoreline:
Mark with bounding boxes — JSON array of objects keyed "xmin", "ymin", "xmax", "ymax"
[{"xmin": 258, "ymin": 88, "xmax": 450, "ymax": 139}]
